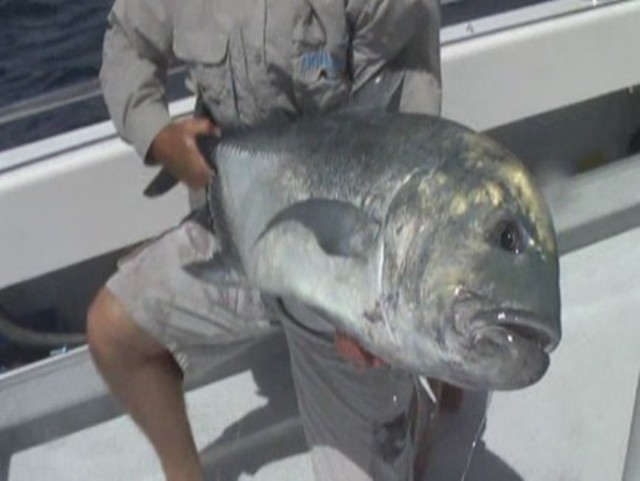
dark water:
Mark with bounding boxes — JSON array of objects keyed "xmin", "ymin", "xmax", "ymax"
[
  {"xmin": 0, "ymin": 0, "xmax": 549, "ymax": 153},
  {"xmin": 0, "ymin": 0, "xmax": 111, "ymax": 107},
  {"xmin": 0, "ymin": 0, "xmax": 112, "ymax": 152}
]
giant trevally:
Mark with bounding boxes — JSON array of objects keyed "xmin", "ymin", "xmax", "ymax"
[{"xmin": 155, "ymin": 111, "xmax": 562, "ymax": 390}]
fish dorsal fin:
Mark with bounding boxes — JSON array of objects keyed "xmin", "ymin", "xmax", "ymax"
[
  {"xmin": 257, "ymin": 199, "xmax": 380, "ymax": 258},
  {"xmin": 183, "ymin": 253, "xmax": 246, "ymax": 288}
]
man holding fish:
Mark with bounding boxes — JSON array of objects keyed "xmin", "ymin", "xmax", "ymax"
[{"xmin": 88, "ymin": 1, "xmax": 560, "ymax": 480}]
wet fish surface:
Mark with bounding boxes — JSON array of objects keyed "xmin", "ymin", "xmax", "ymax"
[{"xmin": 188, "ymin": 111, "xmax": 562, "ymax": 390}]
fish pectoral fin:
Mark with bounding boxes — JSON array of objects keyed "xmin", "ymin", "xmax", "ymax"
[
  {"xmin": 249, "ymin": 221, "xmax": 374, "ymax": 322},
  {"xmin": 183, "ymin": 254, "xmax": 246, "ymax": 287},
  {"xmin": 257, "ymin": 199, "xmax": 380, "ymax": 258}
]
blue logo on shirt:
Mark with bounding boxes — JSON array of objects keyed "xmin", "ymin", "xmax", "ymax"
[{"xmin": 299, "ymin": 50, "xmax": 345, "ymax": 78}]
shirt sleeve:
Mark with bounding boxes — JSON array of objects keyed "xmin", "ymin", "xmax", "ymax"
[
  {"xmin": 346, "ymin": 0, "xmax": 442, "ymax": 115},
  {"xmin": 99, "ymin": 0, "xmax": 174, "ymax": 162}
]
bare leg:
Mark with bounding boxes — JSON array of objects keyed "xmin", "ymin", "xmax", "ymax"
[{"xmin": 87, "ymin": 287, "xmax": 203, "ymax": 481}]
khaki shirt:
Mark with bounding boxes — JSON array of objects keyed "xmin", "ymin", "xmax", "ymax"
[{"xmin": 100, "ymin": 0, "xmax": 441, "ymax": 161}]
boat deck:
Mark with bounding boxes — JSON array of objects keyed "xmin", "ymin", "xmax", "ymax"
[{"xmin": 3, "ymin": 224, "xmax": 639, "ymax": 480}]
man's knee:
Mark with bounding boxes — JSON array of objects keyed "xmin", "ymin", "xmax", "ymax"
[{"xmin": 87, "ymin": 287, "xmax": 166, "ymax": 362}]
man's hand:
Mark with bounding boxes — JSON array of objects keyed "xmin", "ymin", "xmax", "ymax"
[
  {"xmin": 150, "ymin": 118, "xmax": 221, "ymax": 190},
  {"xmin": 334, "ymin": 332, "xmax": 386, "ymax": 369}
]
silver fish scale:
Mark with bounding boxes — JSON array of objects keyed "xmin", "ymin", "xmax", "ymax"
[{"xmin": 217, "ymin": 112, "xmax": 447, "ymax": 210}]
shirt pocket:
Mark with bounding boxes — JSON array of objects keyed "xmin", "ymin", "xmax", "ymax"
[
  {"xmin": 172, "ymin": 8, "xmax": 238, "ymax": 126},
  {"xmin": 291, "ymin": 0, "xmax": 351, "ymax": 113}
]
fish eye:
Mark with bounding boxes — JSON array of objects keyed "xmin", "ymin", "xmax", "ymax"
[{"xmin": 493, "ymin": 220, "xmax": 524, "ymax": 254}]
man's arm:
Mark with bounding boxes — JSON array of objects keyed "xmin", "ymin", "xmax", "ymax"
[
  {"xmin": 100, "ymin": 0, "xmax": 173, "ymax": 162},
  {"xmin": 100, "ymin": 0, "xmax": 216, "ymax": 189}
]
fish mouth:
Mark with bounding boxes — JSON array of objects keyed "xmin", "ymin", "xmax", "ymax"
[
  {"xmin": 444, "ymin": 288, "xmax": 561, "ymax": 389},
  {"xmin": 470, "ymin": 309, "xmax": 559, "ymax": 354}
]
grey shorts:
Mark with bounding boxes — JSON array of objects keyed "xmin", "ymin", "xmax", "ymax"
[
  {"xmin": 106, "ymin": 217, "xmax": 420, "ymax": 480},
  {"xmin": 107, "ymin": 217, "xmax": 276, "ymax": 375}
]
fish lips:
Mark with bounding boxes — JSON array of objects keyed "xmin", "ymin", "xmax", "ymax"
[{"xmin": 463, "ymin": 308, "xmax": 561, "ymax": 389}]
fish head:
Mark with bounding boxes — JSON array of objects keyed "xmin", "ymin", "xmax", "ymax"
[{"xmin": 380, "ymin": 129, "xmax": 561, "ymax": 390}]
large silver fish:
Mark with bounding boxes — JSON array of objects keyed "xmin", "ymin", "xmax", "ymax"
[{"xmin": 185, "ymin": 111, "xmax": 561, "ymax": 390}]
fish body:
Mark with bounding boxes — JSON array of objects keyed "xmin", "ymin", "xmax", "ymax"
[{"xmin": 195, "ymin": 111, "xmax": 561, "ymax": 390}]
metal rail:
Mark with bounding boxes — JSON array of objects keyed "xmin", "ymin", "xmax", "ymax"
[
  {"xmin": 623, "ymin": 374, "xmax": 640, "ymax": 481},
  {"xmin": 0, "ymin": 65, "xmax": 188, "ymax": 129},
  {"xmin": 0, "ymin": 80, "xmax": 102, "ymax": 128}
]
